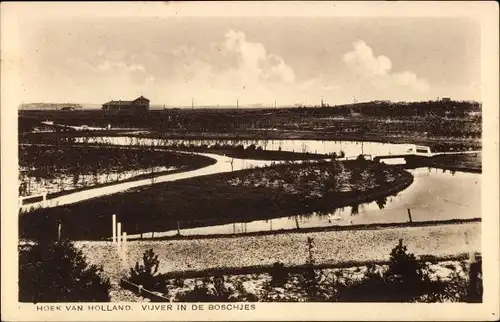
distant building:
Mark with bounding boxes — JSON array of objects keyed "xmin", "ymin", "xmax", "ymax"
[
  {"xmin": 441, "ymin": 97, "xmax": 451, "ymax": 102},
  {"xmin": 102, "ymin": 96, "xmax": 150, "ymax": 112}
]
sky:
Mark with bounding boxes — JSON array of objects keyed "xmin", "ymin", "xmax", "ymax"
[{"xmin": 16, "ymin": 7, "xmax": 481, "ymax": 107}]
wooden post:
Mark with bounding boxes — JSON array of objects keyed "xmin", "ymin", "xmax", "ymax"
[
  {"xmin": 122, "ymin": 232, "xmax": 127, "ymax": 254},
  {"xmin": 42, "ymin": 191, "xmax": 47, "ymax": 205},
  {"xmin": 177, "ymin": 221, "xmax": 181, "ymax": 236},
  {"xmin": 407, "ymin": 209, "xmax": 412, "ymax": 222},
  {"xmin": 399, "ymin": 238, "xmax": 403, "ymax": 248},
  {"xmin": 58, "ymin": 221, "xmax": 62, "ymax": 240},
  {"xmin": 295, "ymin": 216, "xmax": 300, "ymax": 229},
  {"xmin": 112, "ymin": 214, "xmax": 117, "ymax": 243},
  {"xmin": 117, "ymin": 222, "xmax": 122, "ymax": 249},
  {"xmin": 465, "ymin": 231, "xmax": 475, "ymax": 265},
  {"xmin": 270, "ymin": 219, "xmax": 273, "ymax": 231}
]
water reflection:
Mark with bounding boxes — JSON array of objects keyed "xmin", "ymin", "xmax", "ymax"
[
  {"xmin": 126, "ymin": 167, "xmax": 481, "ymax": 239},
  {"xmin": 76, "ymin": 136, "xmax": 416, "ymax": 159},
  {"xmin": 376, "ymin": 197, "xmax": 388, "ymax": 210}
]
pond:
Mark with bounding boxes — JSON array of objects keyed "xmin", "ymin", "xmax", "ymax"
[
  {"xmin": 126, "ymin": 167, "xmax": 481, "ymax": 239},
  {"xmin": 26, "ymin": 136, "xmax": 479, "ymax": 238},
  {"xmin": 75, "ymin": 136, "xmax": 419, "ymax": 158}
]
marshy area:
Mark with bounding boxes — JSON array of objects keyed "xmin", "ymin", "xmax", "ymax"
[
  {"xmin": 19, "ymin": 159, "xmax": 413, "ymax": 240},
  {"xmin": 18, "ymin": 144, "xmax": 216, "ymax": 199}
]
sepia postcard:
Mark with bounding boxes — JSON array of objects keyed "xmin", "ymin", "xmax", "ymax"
[{"xmin": 1, "ymin": 1, "xmax": 499, "ymax": 321}]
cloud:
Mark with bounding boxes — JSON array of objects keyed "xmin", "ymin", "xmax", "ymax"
[
  {"xmin": 179, "ymin": 30, "xmax": 295, "ymax": 85},
  {"xmin": 159, "ymin": 29, "xmax": 298, "ymax": 105},
  {"xmin": 342, "ymin": 40, "xmax": 429, "ymax": 93}
]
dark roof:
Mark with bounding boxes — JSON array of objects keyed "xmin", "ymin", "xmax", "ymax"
[
  {"xmin": 103, "ymin": 100, "xmax": 134, "ymax": 106},
  {"xmin": 103, "ymin": 96, "xmax": 149, "ymax": 106},
  {"xmin": 134, "ymin": 96, "xmax": 150, "ymax": 102}
]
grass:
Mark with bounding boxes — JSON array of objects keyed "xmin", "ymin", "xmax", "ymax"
[{"xmin": 19, "ymin": 160, "xmax": 413, "ymax": 240}]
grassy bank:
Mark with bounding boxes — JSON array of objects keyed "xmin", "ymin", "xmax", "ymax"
[
  {"xmin": 427, "ymin": 152, "xmax": 481, "ymax": 172},
  {"xmin": 21, "ymin": 128, "xmax": 481, "ymax": 153},
  {"xmin": 135, "ymin": 218, "xmax": 481, "ymax": 242},
  {"xmin": 170, "ymin": 146, "xmax": 332, "ymax": 161},
  {"xmin": 20, "ymin": 160, "xmax": 412, "ymax": 240},
  {"xmin": 404, "ymin": 152, "xmax": 481, "ymax": 173}
]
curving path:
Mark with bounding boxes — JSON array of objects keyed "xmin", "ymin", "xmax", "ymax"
[{"xmin": 19, "ymin": 152, "xmax": 282, "ymax": 212}]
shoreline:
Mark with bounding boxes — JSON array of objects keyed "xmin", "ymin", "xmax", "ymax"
[
  {"xmin": 74, "ymin": 221, "xmax": 481, "ymax": 276},
  {"xmin": 21, "ymin": 128, "xmax": 481, "ymax": 152},
  {"xmin": 127, "ymin": 217, "xmax": 481, "ymax": 242},
  {"xmin": 19, "ymin": 161, "xmax": 414, "ymax": 240}
]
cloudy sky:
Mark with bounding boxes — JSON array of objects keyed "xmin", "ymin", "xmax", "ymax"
[{"xmin": 16, "ymin": 8, "xmax": 481, "ymax": 106}]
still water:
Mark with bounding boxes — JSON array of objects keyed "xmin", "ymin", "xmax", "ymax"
[
  {"xmin": 128, "ymin": 167, "xmax": 481, "ymax": 239},
  {"xmin": 73, "ymin": 136, "xmax": 479, "ymax": 238},
  {"xmin": 76, "ymin": 136, "xmax": 417, "ymax": 158}
]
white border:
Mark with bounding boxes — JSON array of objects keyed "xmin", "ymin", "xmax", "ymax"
[{"xmin": 2, "ymin": 1, "xmax": 499, "ymax": 321}]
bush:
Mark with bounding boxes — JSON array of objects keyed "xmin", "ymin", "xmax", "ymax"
[
  {"xmin": 270, "ymin": 262, "xmax": 288, "ymax": 287},
  {"xmin": 176, "ymin": 276, "xmax": 234, "ymax": 302},
  {"xmin": 333, "ymin": 241, "xmax": 471, "ymax": 302},
  {"xmin": 299, "ymin": 237, "xmax": 321, "ymax": 301},
  {"xmin": 19, "ymin": 240, "xmax": 111, "ymax": 302},
  {"xmin": 128, "ymin": 249, "xmax": 167, "ymax": 292}
]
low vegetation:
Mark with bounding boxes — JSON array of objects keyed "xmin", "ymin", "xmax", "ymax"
[
  {"xmin": 18, "ymin": 144, "xmax": 215, "ymax": 197},
  {"xmin": 20, "ymin": 99, "xmax": 481, "ymax": 151},
  {"xmin": 121, "ymin": 241, "xmax": 482, "ymax": 303},
  {"xmin": 20, "ymin": 160, "xmax": 412, "ymax": 240},
  {"xmin": 18, "ymin": 239, "xmax": 111, "ymax": 302},
  {"xmin": 427, "ymin": 152, "xmax": 481, "ymax": 172}
]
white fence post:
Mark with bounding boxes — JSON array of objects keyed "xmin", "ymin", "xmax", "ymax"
[
  {"xmin": 112, "ymin": 214, "xmax": 117, "ymax": 243},
  {"xmin": 121, "ymin": 232, "xmax": 128, "ymax": 266},
  {"xmin": 117, "ymin": 222, "xmax": 122, "ymax": 249},
  {"xmin": 123, "ymin": 232, "xmax": 127, "ymax": 252},
  {"xmin": 41, "ymin": 191, "xmax": 48, "ymax": 207}
]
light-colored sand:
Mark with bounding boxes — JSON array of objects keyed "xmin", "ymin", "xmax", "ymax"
[{"xmin": 77, "ymin": 222, "xmax": 480, "ymax": 279}]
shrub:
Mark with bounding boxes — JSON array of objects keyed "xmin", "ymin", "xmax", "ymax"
[
  {"xmin": 19, "ymin": 240, "xmax": 111, "ymax": 302},
  {"xmin": 176, "ymin": 276, "xmax": 236, "ymax": 302},
  {"xmin": 332, "ymin": 241, "xmax": 472, "ymax": 302},
  {"xmin": 300, "ymin": 237, "xmax": 321, "ymax": 301},
  {"xmin": 128, "ymin": 249, "xmax": 167, "ymax": 292},
  {"xmin": 270, "ymin": 262, "xmax": 288, "ymax": 287}
]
